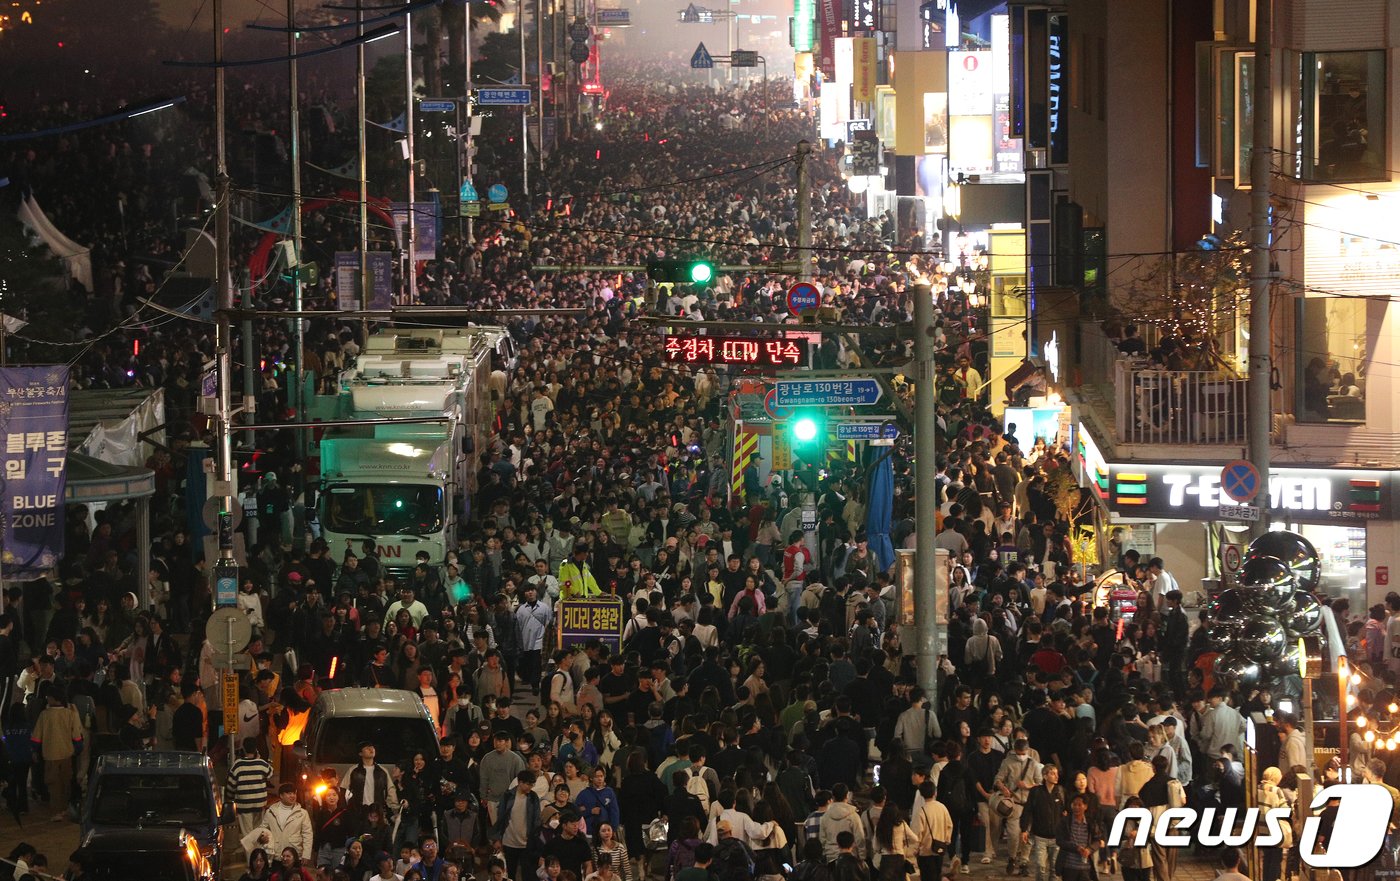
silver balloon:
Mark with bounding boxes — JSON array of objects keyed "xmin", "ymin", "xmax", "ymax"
[
  {"xmin": 1215, "ymin": 650, "xmax": 1263, "ymax": 687},
  {"xmin": 1239, "ymin": 618, "xmax": 1288, "ymax": 661},
  {"xmin": 1289, "ymin": 591, "xmax": 1323, "ymax": 634},
  {"xmin": 1211, "ymin": 587, "xmax": 1271, "ymax": 620},
  {"xmin": 1206, "ymin": 621, "xmax": 1241, "ymax": 649},
  {"xmin": 1246, "ymin": 531, "xmax": 1322, "ymax": 594},
  {"xmin": 1237, "ymin": 555, "xmax": 1297, "ymax": 609}
]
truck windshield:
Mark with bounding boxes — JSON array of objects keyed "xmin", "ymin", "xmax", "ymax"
[
  {"xmin": 316, "ymin": 716, "xmax": 439, "ymax": 766},
  {"xmin": 322, "ymin": 484, "xmax": 444, "ymax": 534},
  {"xmin": 92, "ymin": 775, "xmax": 212, "ymax": 828}
]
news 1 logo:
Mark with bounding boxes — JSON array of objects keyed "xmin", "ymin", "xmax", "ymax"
[{"xmin": 1106, "ymin": 784, "xmax": 1392, "ymax": 869}]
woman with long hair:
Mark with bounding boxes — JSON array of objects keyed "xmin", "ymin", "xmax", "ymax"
[
  {"xmin": 593, "ymin": 823, "xmax": 635, "ymax": 881},
  {"xmin": 238, "ymin": 847, "xmax": 272, "ymax": 881},
  {"xmin": 873, "ymin": 802, "xmax": 917, "ymax": 881},
  {"xmin": 270, "ymin": 848, "xmax": 315, "ymax": 881},
  {"xmin": 312, "ymin": 786, "xmax": 355, "ymax": 868},
  {"xmin": 338, "ymin": 839, "xmax": 373, "ymax": 881}
]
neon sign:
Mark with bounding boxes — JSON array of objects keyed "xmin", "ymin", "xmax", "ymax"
[{"xmin": 663, "ymin": 335, "xmax": 810, "ymax": 368}]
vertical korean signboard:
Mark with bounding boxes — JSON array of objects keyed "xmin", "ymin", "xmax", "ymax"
[
  {"xmin": 0, "ymin": 367, "xmax": 69, "ymax": 578},
  {"xmin": 853, "ymin": 37, "xmax": 877, "ymax": 103}
]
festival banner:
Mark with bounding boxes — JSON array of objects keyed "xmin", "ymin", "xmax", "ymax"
[
  {"xmin": 334, "ymin": 251, "xmax": 395, "ymax": 311},
  {"xmin": 391, "ymin": 202, "xmax": 439, "ymax": 261},
  {"xmin": 0, "ymin": 367, "xmax": 69, "ymax": 579}
]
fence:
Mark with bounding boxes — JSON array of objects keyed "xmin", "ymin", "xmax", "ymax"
[{"xmin": 1113, "ymin": 361, "xmax": 1248, "ymax": 445}]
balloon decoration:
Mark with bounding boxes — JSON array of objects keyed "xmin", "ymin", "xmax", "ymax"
[{"xmin": 1210, "ymin": 530, "xmax": 1323, "ymax": 688}]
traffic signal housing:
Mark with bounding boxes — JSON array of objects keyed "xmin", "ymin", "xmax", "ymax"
[{"xmin": 646, "ymin": 257, "xmax": 716, "ymax": 287}]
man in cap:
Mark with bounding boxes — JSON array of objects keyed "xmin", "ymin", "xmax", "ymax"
[{"xmin": 558, "ymin": 544, "xmax": 600, "ymax": 598}]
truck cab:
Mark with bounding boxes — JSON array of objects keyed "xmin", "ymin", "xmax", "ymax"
[{"xmin": 82, "ymin": 752, "xmax": 233, "ymax": 873}]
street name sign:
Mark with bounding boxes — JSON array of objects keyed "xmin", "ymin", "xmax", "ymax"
[
  {"xmin": 475, "ymin": 88, "xmax": 532, "ymax": 106},
  {"xmin": 776, "ymin": 378, "xmax": 883, "ymax": 407}
]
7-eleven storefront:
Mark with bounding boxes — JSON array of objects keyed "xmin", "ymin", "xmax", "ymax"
[{"xmin": 1079, "ymin": 432, "xmax": 1398, "ymax": 607}]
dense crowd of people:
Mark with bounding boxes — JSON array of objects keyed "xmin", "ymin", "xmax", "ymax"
[{"xmin": 0, "ymin": 54, "xmax": 1386, "ymax": 881}]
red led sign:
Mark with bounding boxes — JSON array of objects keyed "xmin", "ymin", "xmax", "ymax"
[{"xmin": 663, "ymin": 335, "xmax": 810, "ymax": 368}]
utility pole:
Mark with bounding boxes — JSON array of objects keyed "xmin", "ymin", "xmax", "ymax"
[
  {"xmin": 214, "ymin": 0, "xmax": 235, "ymax": 565},
  {"xmin": 358, "ymin": 7, "xmax": 372, "ymax": 315},
  {"xmin": 288, "ymin": 0, "xmax": 307, "ymax": 545},
  {"xmin": 520, "ymin": 0, "xmax": 530, "ymax": 199},
  {"xmin": 463, "ymin": 0, "xmax": 475, "ymax": 244},
  {"xmin": 536, "ymin": 0, "xmax": 545, "ymax": 174},
  {"xmin": 405, "ymin": 12, "xmax": 418, "ymax": 305},
  {"xmin": 796, "ymin": 140, "xmax": 812, "ymax": 283},
  {"xmin": 912, "ymin": 281, "xmax": 940, "ymax": 702},
  {"xmin": 1247, "ymin": 0, "xmax": 1272, "ymax": 538}
]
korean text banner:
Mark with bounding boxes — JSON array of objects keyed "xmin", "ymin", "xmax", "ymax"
[
  {"xmin": 557, "ymin": 596, "xmax": 625, "ymax": 652},
  {"xmin": 0, "ymin": 367, "xmax": 69, "ymax": 578}
]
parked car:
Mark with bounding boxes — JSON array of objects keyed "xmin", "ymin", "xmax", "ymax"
[
  {"xmin": 81, "ymin": 827, "xmax": 217, "ymax": 881},
  {"xmin": 82, "ymin": 751, "xmax": 233, "ymax": 872}
]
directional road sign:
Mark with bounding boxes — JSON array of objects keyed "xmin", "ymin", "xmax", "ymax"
[
  {"xmin": 787, "ymin": 281, "xmax": 821, "ymax": 315},
  {"xmin": 597, "ymin": 8, "xmax": 631, "ymax": 25},
  {"xmin": 1220, "ymin": 459, "xmax": 1261, "ymax": 503},
  {"xmin": 776, "ymin": 378, "xmax": 883, "ymax": 407},
  {"xmin": 836, "ymin": 422, "xmax": 900, "ymax": 440},
  {"xmin": 420, "ymin": 100, "xmax": 456, "ymax": 113},
  {"xmin": 487, "ymin": 183, "xmax": 509, "ymax": 204},
  {"xmin": 476, "ymin": 88, "xmax": 533, "ymax": 106},
  {"xmin": 691, "ymin": 42, "xmax": 715, "ymax": 69},
  {"xmin": 731, "ymin": 50, "xmax": 759, "ymax": 67}
]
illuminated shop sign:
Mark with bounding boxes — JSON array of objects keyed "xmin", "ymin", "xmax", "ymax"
[
  {"xmin": 1107, "ymin": 463, "xmax": 1393, "ymax": 522},
  {"xmin": 663, "ymin": 335, "xmax": 811, "ymax": 368}
]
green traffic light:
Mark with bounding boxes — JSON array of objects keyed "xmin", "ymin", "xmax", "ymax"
[
  {"xmin": 689, "ymin": 261, "xmax": 714, "ymax": 284},
  {"xmin": 793, "ymin": 417, "xmax": 819, "ymax": 443}
]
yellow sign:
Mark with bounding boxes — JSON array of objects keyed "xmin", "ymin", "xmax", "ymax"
[
  {"xmin": 854, "ymin": 37, "xmax": 877, "ymax": 103},
  {"xmin": 222, "ymin": 670, "xmax": 239, "ymax": 724},
  {"xmin": 772, "ymin": 432, "xmax": 792, "ymax": 470}
]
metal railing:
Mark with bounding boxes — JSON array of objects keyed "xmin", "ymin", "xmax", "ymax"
[{"xmin": 1113, "ymin": 361, "xmax": 1248, "ymax": 445}]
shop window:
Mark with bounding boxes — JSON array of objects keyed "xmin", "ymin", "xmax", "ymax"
[
  {"xmin": 1289, "ymin": 524, "xmax": 1367, "ymax": 603},
  {"xmin": 1294, "ymin": 296, "xmax": 1366, "ymax": 423},
  {"xmin": 1302, "ymin": 50, "xmax": 1386, "ymax": 182}
]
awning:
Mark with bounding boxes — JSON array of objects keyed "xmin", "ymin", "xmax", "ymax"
[{"xmin": 66, "ymin": 453, "xmax": 155, "ymax": 503}]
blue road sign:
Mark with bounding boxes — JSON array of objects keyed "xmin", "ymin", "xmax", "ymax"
[
  {"xmin": 597, "ymin": 8, "xmax": 630, "ymax": 25},
  {"xmin": 214, "ymin": 561, "xmax": 239, "ymax": 607},
  {"xmin": 476, "ymin": 87, "xmax": 533, "ymax": 106},
  {"xmin": 691, "ymin": 42, "xmax": 715, "ymax": 69},
  {"xmin": 460, "ymin": 181, "xmax": 479, "ymax": 203},
  {"xmin": 487, "ymin": 183, "xmax": 509, "ymax": 204},
  {"xmin": 787, "ymin": 281, "xmax": 821, "ymax": 315},
  {"xmin": 836, "ymin": 422, "xmax": 900, "ymax": 440},
  {"xmin": 420, "ymin": 100, "xmax": 456, "ymax": 113},
  {"xmin": 1221, "ymin": 459, "xmax": 1261, "ymax": 503},
  {"xmin": 776, "ymin": 378, "xmax": 883, "ymax": 407}
]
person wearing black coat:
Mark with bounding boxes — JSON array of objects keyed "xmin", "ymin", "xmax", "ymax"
[
  {"xmin": 619, "ymin": 752, "xmax": 668, "ymax": 855},
  {"xmin": 662, "ymin": 769, "xmax": 706, "ymax": 843},
  {"xmin": 937, "ymin": 743, "xmax": 978, "ymax": 867}
]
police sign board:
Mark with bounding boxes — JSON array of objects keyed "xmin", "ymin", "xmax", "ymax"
[{"xmin": 557, "ymin": 596, "xmax": 625, "ymax": 652}]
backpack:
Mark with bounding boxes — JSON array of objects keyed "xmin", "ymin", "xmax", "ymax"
[
  {"xmin": 685, "ymin": 768, "xmax": 712, "ymax": 813},
  {"xmin": 714, "ymin": 838, "xmax": 755, "ymax": 881}
]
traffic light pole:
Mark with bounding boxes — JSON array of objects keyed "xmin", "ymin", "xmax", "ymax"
[{"xmin": 912, "ymin": 281, "xmax": 940, "ymax": 705}]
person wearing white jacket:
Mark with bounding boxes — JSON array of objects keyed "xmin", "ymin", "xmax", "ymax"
[
  {"xmin": 241, "ymin": 783, "xmax": 314, "ymax": 861},
  {"xmin": 514, "ymin": 585, "xmax": 553, "ymax": 693}
]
